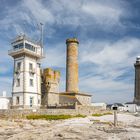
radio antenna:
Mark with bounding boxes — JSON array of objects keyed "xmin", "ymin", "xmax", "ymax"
[{"xmin": 40, "ymin": 22, "xmax": 44, "ymax": 57}]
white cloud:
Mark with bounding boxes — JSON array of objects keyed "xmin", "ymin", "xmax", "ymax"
[
  {"xmin": 79, "ymin": 74, "xmax": 133, "ymax": 103},
  {"xmin": 80, "ymin": 37, "xmax": 140, "ymax": 75},
  {"xmin": 22, "ymin": 0, "xmax": 54, "ymax": 24},
  {"xmin": 42, "ymin": 43, "xmax": 66, "ymax": 68},
  {"xmin": 82, "ymin": 1, "xmax": 123, "ymax": 25},
  {"xmin": 47, "ymin": 0, "xmax": 129, "ymax": 29},
  {"xmin": 78, "ymin": 37, "xmax": 139, "ymax": 102},
  {"xmin": 0, "ymin": 0, "xmax": 131, "ymax": 38},
  {"xmin": 0, "ymin": 0, "xmax": 137, "ymax": 103},
  {"xmin": 80, "ymin": 75, "xmax": 132, "ymax": 92}
]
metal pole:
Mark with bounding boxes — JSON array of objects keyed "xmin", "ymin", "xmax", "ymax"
[
  {"xmin": 40, "ymin": 23, "xmax": 43, "ymax": 57},
  {"xmin": 114, "ymin": 110, "xmax": 117, "ymax": 127}
]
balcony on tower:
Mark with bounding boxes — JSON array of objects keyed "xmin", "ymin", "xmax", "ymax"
[{"xmin": 8, "ymin": 35, "xmax": 43, "ymax": 59}]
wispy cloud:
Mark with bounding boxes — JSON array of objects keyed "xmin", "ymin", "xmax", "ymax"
[
  {"xmin": 80, "ymin": 37, "xmax": 139, "ymax": 70},
  {"xmin": 0, "ymin": 0, "xmax": 131, "ymax": 37},
  {"xmin": 78, "ymin": 37, "xmax": 139, "ymax": 102},
  {"xmin": 0, "ymin": 0, "xmax": 139, "ymax": 103},
  {"xmin": 22, "ymin": 0, "xmax": 54, "ymax": 24},
  {"xmin": 42, "ymin": 42, "xmax": 66, "ymax": 68}
]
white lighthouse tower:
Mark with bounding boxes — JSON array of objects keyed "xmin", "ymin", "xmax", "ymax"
[{"xmin": 8, "ymin": 35, "xmax": 43, "ymax": 109}]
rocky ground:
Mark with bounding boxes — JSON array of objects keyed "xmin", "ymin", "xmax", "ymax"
[{"xmin": 0, "ymin": 113, "xmax": 140, "ymax": 140}]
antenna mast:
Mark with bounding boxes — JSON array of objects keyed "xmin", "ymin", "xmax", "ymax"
[{"xmin": 40, "ymin": 22, "xmax": 44, "ymax": 57}]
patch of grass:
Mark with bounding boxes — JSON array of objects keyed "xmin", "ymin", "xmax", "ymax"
[
  {"xmin": 92, "ymin": 112, "xmax": 112, "ymax": 117},
  {"xmin": 93, "ymin": 119, "xmax": 100, "ymax": 122},
  {"xmin": 92, "ymin": 113, "xmax": 103, "ymax": 117},
  {"xmin": 26, "ymin": 114, "xmax": 86, "ymax": 120},
  {"xmin": 103, "ymin": 112, "xmax": 113, "ymax": 115},
  {"xmin": 74, "ymin": 114, "xmax": 86, "ymax": 118}
]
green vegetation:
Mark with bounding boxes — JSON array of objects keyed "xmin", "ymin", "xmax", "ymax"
[
  {"xmin": 92, "ymin": 112, "xmax": 112, "ymax": 117},
  {"xmin": 93, "ymin": 119, "xmax": 100, "ymax": 122},
  {"xmin": 26, "ymin": 114, "xmax": 86, "ymax": 120}
]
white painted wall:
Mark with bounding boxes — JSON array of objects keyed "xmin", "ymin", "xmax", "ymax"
[
  {"xmin": 124, "ymin": 104, "xmax": 137, "ymax": 112},
  {"xmin": 25, "ymin": 93, "xmax": 41, "ymax": 107},
  {"xmin": 0, "ymin": 97, "xmax": 11, "ymax": 109},
  {"xmin": 76, "ymin": 95, "xmax": 91, "ymax": 106},
  {"xmin": 13, "ymin": 58, "xmax": 24, "ymax": 93},
  {"xmin": 24, "ymin": 56, "xmax": 38, "ymax": 93},
  {"xmin": 12, "ymin": 47, "xmax": 41, "ymax": 108},
  {"xmin": 13, "ymin": 93, "xmax": 23, "ymax": 106}
]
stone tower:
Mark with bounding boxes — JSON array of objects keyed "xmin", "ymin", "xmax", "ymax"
[
  {"xmin": 41, "ymin": 68, "xmax": 60, "ymax": 106},
  {"xmin": 134, "ymin": 56, "xmax": 140, "ymax": 104},
  {"xmin": 42, "ymin": 68, "xmax": 60, "ymax": 94},
  {"xmin": 8, "ymin": 35, "xmax": 42, "ymax": 109},
  {"xmin": 66, "ymin": 38, "xmax": 79, "ymax": 93}
]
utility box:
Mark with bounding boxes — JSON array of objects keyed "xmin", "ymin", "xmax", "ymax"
[
  {"xmin": 112, "ymin": 104, "xmax": 118, "ymax": 110},
  {"xmin": 113, "ymin": 106, "xmax": 118, "ymax": 110}
]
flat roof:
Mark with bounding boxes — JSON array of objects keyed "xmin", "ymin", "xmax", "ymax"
[{"xmin": 60, "ymin": 92, "xmax": 92, "ymax": 96}]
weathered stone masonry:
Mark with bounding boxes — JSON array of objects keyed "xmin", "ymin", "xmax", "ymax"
[{"xmin": 66, "ymin": 38, "xmax": 79, "ymax": 93}]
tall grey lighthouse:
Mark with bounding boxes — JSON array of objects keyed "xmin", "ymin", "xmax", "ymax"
[
  {"xmin": 8, "ymin": 35, "xmax": 43, "ymax": 109},
  {"xmin": 134, "ymin": 56, "xmax": 140, "ymax": 104}
]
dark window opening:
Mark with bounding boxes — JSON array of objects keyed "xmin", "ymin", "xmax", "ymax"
[
  {"xmin": 13, "ymin": 43, "xmax": 23, "ymax": 50},
  {"xmin": 16, "ymin": 96, "xmax": 19, "ymax": 105},
  {"xmin": 25, "ymin": 43, "xmax": 35, "ymax": 52}
]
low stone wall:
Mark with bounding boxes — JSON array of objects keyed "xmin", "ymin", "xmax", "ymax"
[{"xmin": 0, "ymin": 106, "xmax": 105, "ymax": 119}]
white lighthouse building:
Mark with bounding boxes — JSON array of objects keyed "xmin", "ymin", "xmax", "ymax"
[{"xmin": 8, "ymin": 35, "xmax": 43, "ymax": 109}]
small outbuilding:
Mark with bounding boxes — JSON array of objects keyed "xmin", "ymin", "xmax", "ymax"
[
  {"xmin": 0, "ymin": 91, "xmax": 12, "ymax": 109},
  {"xmin": 124, "ymin": 102, "xmax": 137, "ymax": 113}
]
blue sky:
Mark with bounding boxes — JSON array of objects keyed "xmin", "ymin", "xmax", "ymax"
[{"xmin": 0, "ymin": 0, "xmax": 140, "ymax": 103}]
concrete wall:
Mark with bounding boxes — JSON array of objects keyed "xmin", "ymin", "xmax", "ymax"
[
  {"xmin": 124, "ymin": 104, "xmax": 137, "ymax": 112},
  {"xmin": 12, "ymin": 55, "xmax": 41, "ymax": 108},
  {"xmin": 47, "ymin": 93, "xmax": 59, "ymax": 106},
  {"xmin": 75, "ymin": 94, "xmax": 91, "ymax": 106},
  {"xmin": 0, "ymin": 98, "xmax": 11, "ymax": 109}
]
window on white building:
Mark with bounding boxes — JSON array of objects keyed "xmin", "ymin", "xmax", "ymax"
[
  {"xmin": 30, "ymin": 79, "xmax": 33, "ymax": 86},
  {"xmin": 17, "ymin": 62, "xmax": 21, "ymax": 70},
  {"xmin": 30, "ymin": 97, "xmax": 34, "ymax": 107},
  {"xmin": 29, "ymin": 73, "xmax": 34, "ymax": 77},
  {"xmin": 16, "ymin": 96, "xmax": 19, "ymax": 105},
  {"xmin": 29, "ymin": 63, "xmax": 33, "ymax": 70},
  {"xmin": 25, "ymin": 43, "xmax": 35, "ymax": 52},
  {"xmin": 38, "ymin": 99, "xmax": 40, "ymax": 104},
  {"xmin": 16, "ymin": 79, "xmax": 20, "ymax": 87},
  {"xmin": 13, "ymin": 43, "xmax": 23, "ymax": 50}
]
